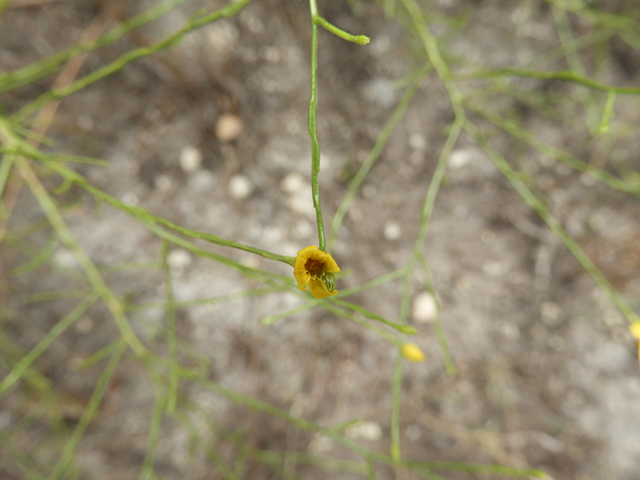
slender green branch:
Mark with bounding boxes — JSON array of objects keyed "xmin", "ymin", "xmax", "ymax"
[
  {"xmin": 469, "ymin": 107, "xmax": 640, "ymax": 198},
  {"xmin": 465, "ymin": 119, "xmax": 639, "ymax": 325},
  {"xmin": 466, "ymin": 67, "xmax": 640, "ymax": 95},
  {"xmin": 0, "ymin": 293, "xmax": 99, "ymax": 395},
  {"xmin": 50, "ymin": 340, "xmax": 127, "ymax": 480},
  {"xmin": 0, "ymin": 0, "xmax": 191, "ymax": 93},
  {"xmin": 6, "ymin": 152, "xmax": 148, "ymax": 357},
  {"xmin": 161, "ymin": 242, "xmax": 179, "ymax": 414},
  {"xmin": 314, "ymin": 16, "xmax": 370, "ymax": 45},
  {"xmin": 29, "ymin": 156, "xmax": 295, "ymax": 266},
  {"xmin": 329, "ymin": 65, "xmax": 431, "ymax": 250},
  {"xmin": 13, "ymin": 0, "xmax": 255, "ymax": 122},
  {"xmin": 307, "ymin": 0, "xmax": 327, "ymax": 252}
]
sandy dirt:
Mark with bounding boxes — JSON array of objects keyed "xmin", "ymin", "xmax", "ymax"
[{"xmin": 2, "ymin": 1, "xmax": 640, "ymax": 479}]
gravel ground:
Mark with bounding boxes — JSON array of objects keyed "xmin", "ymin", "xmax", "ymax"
[{"xmin": 2, "ymin": 1, "xmax": 640, "ymax": 479}]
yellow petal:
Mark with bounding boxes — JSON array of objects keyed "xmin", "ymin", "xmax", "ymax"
[
  {"xmin": 309, "ymin": 278, "xmax": 337, "ymax": 299},
  {"xmin": 401, "ymin": 343, "xmax": 425, "ymax": 362},
  {"xmin": 630, "ymin": 321, "xmax": 640, "ymax": 340},
  {"xmin": 317, "ymin": 250, "xmax": 340, "ymax": 273},
  {"xmin": 296, "ymin": 245, "xmax": 340, "ymax": 273},
  {"xmin": 296, "ymin": 245, "xmax": 319, "ymax": 260},
  {"xmin": 293, "ymin": 254, "xmax": 311, "ymax": 290},
  {"xmin": 294, "ymin": 270, "xmax": 311, "ymax": 290}
]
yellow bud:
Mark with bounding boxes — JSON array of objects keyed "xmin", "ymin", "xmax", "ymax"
[
  {"xmin": 630, "ymin": 321, "xmax": 640, "ymax": 340},
  {"xmin": 401, "ymin": 343, "xmax": 425, "ymax": 363}
]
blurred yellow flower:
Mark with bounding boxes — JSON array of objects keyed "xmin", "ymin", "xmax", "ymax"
[
  {"xmin": 630, "ymin": 321, "xmax": 640, "ymax": 364},
  {"xmin": 401, "ymin": 343, "xmax": 425, "ymax": 362},
  {"xmin": 630, "ymin": 321, "xmax": 640, "ymax": 340},
  {"xmin": 293, "ymin": 245, "xmax": 340, "ymax": 299}
]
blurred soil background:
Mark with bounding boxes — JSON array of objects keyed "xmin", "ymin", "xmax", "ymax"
[{"xmin": 1, "ymin": 0, "xmax": 640, "ymax": 479}]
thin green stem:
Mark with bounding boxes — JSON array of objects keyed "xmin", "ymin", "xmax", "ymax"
[
  {"xmin": 314, "ymin": 16, "xmax": 370, "ymax": 45},
  {"xmin": 161, "ymin": 242, "xmax": 179, "ymax": 414},
  {"xmin": 13, "ymin": 0, "xmax": 255, "ymax": 122},
  {"xmin": 0, "ymin": 0, "xmax": 191, "ymax": 93},
  {"xmin": 50, "ymin": 340, "xmax": 127, "ymax": 480},
  {"xmin": 466, "ymin": 67, "xmax": 640, "ymax": 95},
  {"xmin": 0, "ymin": 293, "xmax": 99, "ymax": 395},
  {"xmin": 7, "ymin": 150, "xmax": 147, "ymax": 356},
  {"xmin": 34, "ymin": 156, "xmax": 295, "ymax": 266},
  {"xmin": 308, "ymin": 0, "xmax": 326, "ymax": 252},
  {"xmin": 139, "ymin": 389, "xmax": 167, "ymax": 480},
  {"xmin": 329, "ymin": 64, "xmax": 431, "ymax": 250},
  {"xmin": 465, "ymin": 119, "xmax": 639, "ymax": 325}
]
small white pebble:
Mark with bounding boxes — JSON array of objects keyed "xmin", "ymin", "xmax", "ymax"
[
  {"xmin": 409, "ymin": 133, "xmax": 427, "ymax": 151},
  {"xmin": 540, "ymin": 301, "xmax": 560, "ymax": 325},
  {"xmin": 229, "ymin": 174, "xmax": 253, "ymax": 199},
  {"xmin": 345, "ymin": 421, "xmax": 383, "ymax": 441},
  {"xmin": 121, "ymin": 192, "xmax": 138, "ymax": 206},
  {"xmin": 215, "ymin": 114, "xmax": 244, "ymax": 142},
  {"xmin": 308, "ymin": 434, "xmax": 333, "ymax": 454},
  {"xmin": 448, "ymin": 149, "xmax": 473, "ymax": 169},
  {"xmin": 53, "ymin": 249, "xmax": 77, "ymax": 269},
  {"xmin": 168, "ymin": 249, "xmax": 192, "ymax": 270},
  {"xmin": 412, "ymin": 292, "xmax": 437, "ymax": 324},
  {"xmin": 179, "ymin": 145, "xmax": 203, "ymax": 173},
  {"xmin": 280, "ymin": 172, "xmax": 306, "ymax": 194},
  {"xmin": 383, "ymin": 221, "xmax": 402, "ymax": 241}
]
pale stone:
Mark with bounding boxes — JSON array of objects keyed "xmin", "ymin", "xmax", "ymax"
[
  {"xmin": 412, "ymin": 292, "xmax": 437, "ymax": 324},
  {"xmin": 229, "ymin": 174, "xmax": 253, "ymax": 199},
  {"xmin": 168, "ymin": 249, "xmax": 192, "ymax": 270},
  {"xmin": 179, "ymin": 145, "xmax": 202, "ymax": 173},
  {"xmin": 383, "ymin": 221, "xmax": 401, "ymax": 241},
  {"xmin": 345, "ymin": 421, "xmax": 382, "ymax": 441},
  {"xmin": 215, "ymin": 114, "xmax": 244, "ymax": 142},
  {"xmin": 409, "ymin": 133, "xmax": 427, "ymax": 151},
  {"xmin": 448, "ymin": 148, "xmax": 473, "ymax": 169},
  {"xmin": 53, "ymin": 249, "xmax": 77, "ymax": 269},
  {"xmin": 280, "ymin": 172, "xmax": 306, "ymax": 194}
]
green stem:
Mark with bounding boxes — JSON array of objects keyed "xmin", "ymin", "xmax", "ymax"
[
  {"xmin": 314, "ymin": 16, "xmax": 370, "ymax": 45},
  {"xmin": 308, "ymin": 0, "xmax": 326, "ymax": 252}
]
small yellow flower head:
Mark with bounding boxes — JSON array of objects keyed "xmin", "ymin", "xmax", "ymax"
[
  {"xmin": 293, "ymin": 245, "xmax": 340, "ymax": 299},
  {"xmin": 630, "ymin": 321, "xmax": 640, "ymax": 340},
  {"xmin": 630, "ymin": 321, "xmax": 640, "ymax": 364},
  {"xmin": 401, "ymin": 343, "xmax": 426, "ymax": 363}
]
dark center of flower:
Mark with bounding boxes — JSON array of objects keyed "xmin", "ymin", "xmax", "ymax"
[{"xmin": 305, "ymin": 258, "xmax": 323, "ymax": 277}]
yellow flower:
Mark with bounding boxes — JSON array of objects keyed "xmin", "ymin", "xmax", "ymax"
[
  {"xmin": 293, "ymin": 245, "xmax": 340, "ymax": 299},
  {"xmin": 630, "ymin": 321, "xmax": 640, "ymax": 364},
  {"xmin": 630, "ymin": 321, "xmax": 640, "ymax": 340},
  {"xmin": 401, "ymin": 343, "xmax": 425, "ymax": 362}
]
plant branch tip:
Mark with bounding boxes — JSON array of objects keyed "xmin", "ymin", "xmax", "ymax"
[
  {"xmin": 314, "ymin": 16, "xmax": 370, "ymax": 45},
  {"xmin": 399, "ymin": 325, "xmax": 417, "ymax": 335}
]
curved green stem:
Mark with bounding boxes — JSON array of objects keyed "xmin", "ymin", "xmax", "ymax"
[
  {"xmin": 314, "ymin": 16, "xmax": 370, "ymax": 45},
  {"xmin": 308, "ymin": 0, "xmax": 326, "ymax": 252}
]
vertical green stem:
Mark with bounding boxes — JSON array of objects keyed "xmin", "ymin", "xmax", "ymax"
[{"xmin": 308, "ymin": 0, "xmax": 327, "ymax": 252}]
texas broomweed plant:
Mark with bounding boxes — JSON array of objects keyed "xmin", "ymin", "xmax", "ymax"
[{"xmin": 293, "ymin": 245, "xmax": 340, "ymax": 299}]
